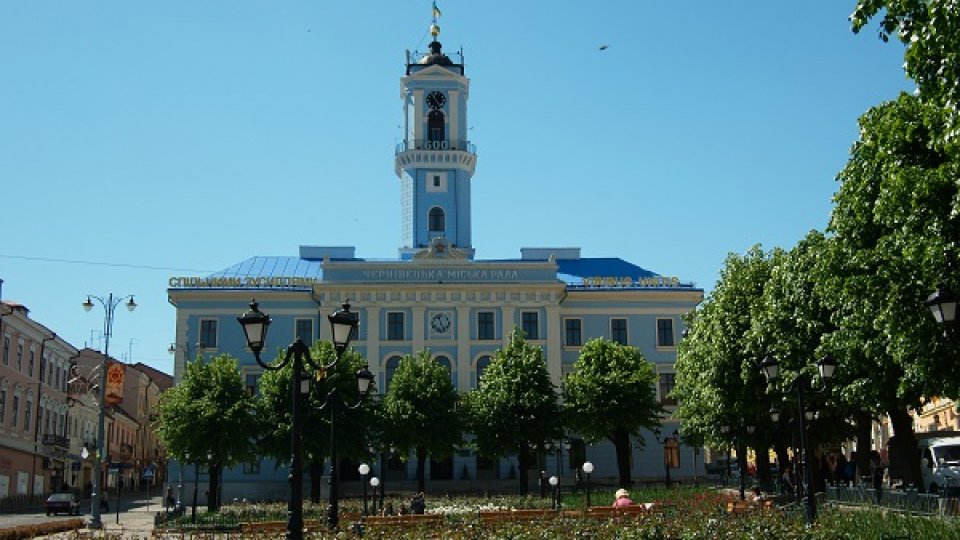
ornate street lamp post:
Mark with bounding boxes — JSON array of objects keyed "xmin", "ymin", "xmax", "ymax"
[
  {"xmin": 238, "ymin": 299, "xmax": 372, "ymax": 539},
  {"xmin": 761, "ymin": 352, "xmax": 836, "ymax": 525},
  {"xmin": 82, "ymin": 293, "xmax": 136, "ymax": 529}
]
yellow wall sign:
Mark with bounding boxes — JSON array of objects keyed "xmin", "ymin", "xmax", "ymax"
[
  {"xmin": 582, "ymin": 276, "xmax": 680, "ymax": 288},
  {"xmin": 168, "ymin": 277, "xmax": 318, "ymax": 288}
]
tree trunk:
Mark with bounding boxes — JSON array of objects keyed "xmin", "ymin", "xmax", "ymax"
[
  {"xmin": 309, "ymin": 459, "xmax": 323, "ymax": 503},
  {"xmin": 207, "ymin": 464, "xmax": 219, "ymax": 513},
  {"xmin": 611, "ymin": 429, "xmax": 633, "ymax": 488},
  {"xmin": 756, "ymin": 444, "xmax": 771, "ymax": 484},
  {"xmin": 516, "ymin": 446, "xmax": 532, "ymax": 495},
  {"xmin": 855, "ymin": 411, "xmax": 873, "ymax": 485},
  {"xmin": 888, "ymin": 407, "xmax": 923, "ymax": 491},
  {"xmin": 416, "ymin": 446, "xmax": 427, "ymax": 494}
]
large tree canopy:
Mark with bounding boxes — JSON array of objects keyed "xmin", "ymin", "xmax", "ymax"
[
  {"xmin": 851, "ymin": 0, "xmax": 960, "ymax": 121},
  {"xmin": 155, "ymin": 354, "xmax": 257, "ymax": 511},
  {"xmin": 380, "ymin": 350, "xmax": 462, "ymax": 494},
  {"xmin": 564, "ymin": 338, "xmax": 663, "ymax": 488},
  {"xmin": 464, "ymin": 329, "xmax": 562, "ymax": 494}
]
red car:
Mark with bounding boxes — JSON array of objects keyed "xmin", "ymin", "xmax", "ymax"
[{"xmin": 45, "ymin": 493, "xmax": 80, "ymax": 516}]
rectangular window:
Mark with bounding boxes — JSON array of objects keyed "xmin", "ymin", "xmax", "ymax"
[
  {"xmin": 28, "ymin": 350, "xmax": 34, "ymax": 377},
  {"xmin": 521, "ymin": 312, "xmax": 539, "ymax": 340},
  {"xmin": 0, "ymin": 389, "xmax": 5, "ymax": 425},
  {"xmin": 245, "ymin": 374, "xmax": 260, "ymax": 396},
  {"xmin": 24, "ymin": 402, "xmax": 31, "ymax": 432},
  {"xmin": 243, "ymin": 461, "xmax": 261, "ymax": 475},
  {"xmin": 477, "ymin": 312, "xmax": 495, "ymax": 340},
  {"xmin": 564, "ymin": 319, "xmax": 582, "ymax": 347},
  {"xmin": 611, "ymin": 318, "xmax": 628, "ymax": 345},
  {"xmin": 295, "ymin": 319, "xmax": 314, "ymax": 345},
  {"xmin": 659, "ymin": 372, "xmax": 677, "ymax": 405},
  {"xmin": 11, "ymin": 396, "xmax": 19, "ymax": 428},
  {"xmin": 16, "ymin": 343, "xmax": 22, "ymax": 371},
  {"xmin": 2, "ymin": 336, "xmax": 8, "ymax": 364},
  {"xmin": 657, "ymin": 318, "xmax": 675, "ymax": 347},
  {"xmin": 200, "ymin": 319, "xmax": 218, "ymax": 349},
  {"xmin": 387, "ymin": 312, "xmax": 404, "ymax": 341}
]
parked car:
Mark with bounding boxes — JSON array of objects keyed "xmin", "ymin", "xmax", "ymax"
[{"xmin": 45, "ymin": 492, "xmax": 80, "ymax": 516}]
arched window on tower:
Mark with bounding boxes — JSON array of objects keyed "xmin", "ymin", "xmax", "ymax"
[
  {"xmin": 428, "ymin": 110, "xmax": 445, "ymax": 142},
  {"xmin": 429, "ymin": 207, "xmax": 445, "ymax": 232}
]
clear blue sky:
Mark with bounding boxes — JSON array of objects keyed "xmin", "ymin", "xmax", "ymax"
[{"xmin": 1, "ymin": 1, "xmax": 911, "ymax": 375}]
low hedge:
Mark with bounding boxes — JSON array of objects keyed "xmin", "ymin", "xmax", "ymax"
[{"xmin": 0, "ymin": 518, "xmax": 84, "ymax": 540}]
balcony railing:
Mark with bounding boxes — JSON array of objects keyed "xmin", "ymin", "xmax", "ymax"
[
  {"xmin": 42, "ymin": 434, "xmax": 69, "ymax": 448},
  {"xmin": 395, "ymin": 139, "xmax": 476, "ymax": 154}
]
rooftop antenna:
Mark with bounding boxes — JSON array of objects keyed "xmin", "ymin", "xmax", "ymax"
[{"xmin": 430, "ymin": 0, "xmax": 441, "ymax": 40}]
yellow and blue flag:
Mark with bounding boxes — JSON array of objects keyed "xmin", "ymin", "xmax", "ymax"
[{"xmin": 432, "ymin": 1, "xmax": 442, "ymax": 18}]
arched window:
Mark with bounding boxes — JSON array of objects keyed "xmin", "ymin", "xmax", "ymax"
[
  {"xmin": 476, "ymin": 355, "xmax": 491, "ymax": 387},
  {"xmin": 429, "ymin": 207, "xmax": 445, "ymax": 232},
  {"xmin": 428, "ymin": 110, "xmax": 445, "ymax": 142},
  {"xmin": 385, "ymin": 356, "xmax": 402, "ymax": 392},
  {"xmin": 436, "ymin": 355, "xmax": 455, "ymax": 389}
]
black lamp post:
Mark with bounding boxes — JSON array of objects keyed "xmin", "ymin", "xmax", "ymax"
[
  {"xmin": 761, "ymin": 352, "xmax": 836, "ymax": 525},
  {"xmin": 655, "ymin": 429, "xmax": 680, "ymax": 489},
  {"xmin": 358, "ymin": 463, "xmax": 370, "ymax": 516},
  {"xmin": 582, "ymin": 461, "xmax": 594, "ymax": 507},
  {"xmin": 238, "ymin": 299, "xmax": 372, "ymax": 539},
  {"xmin": 548, "ymin": 475, "xmax": 559, "ymax": 509},
  {"xmin": 369, "ymin": 476, "xmax": 380, "ymax": 515}
]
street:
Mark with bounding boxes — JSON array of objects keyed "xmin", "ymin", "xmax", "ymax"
[{"xmin": 0, "ymin": 494, "xmax": 161, "ymax": 534}]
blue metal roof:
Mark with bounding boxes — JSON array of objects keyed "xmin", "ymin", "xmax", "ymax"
[
  {"xmin": 201, "ymin": 255, "xmax": 691, "ymax": 290},
  {"xmin": 209, "ymin": 257, "xmax": 325, "ymax": 279}
]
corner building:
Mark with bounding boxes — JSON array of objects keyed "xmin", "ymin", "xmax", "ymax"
[{"xmin": 167, "ymin": 31, "xmax": 703, "ymax": 501}]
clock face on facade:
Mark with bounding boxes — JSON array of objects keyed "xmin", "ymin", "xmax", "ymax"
[
  {"xmin": 430, "ymin": 312, "xmax": 452, "ymax": 333},
  {"xmin": 426, "ymin": 91, "xmax": 446, "ymax": 110}
]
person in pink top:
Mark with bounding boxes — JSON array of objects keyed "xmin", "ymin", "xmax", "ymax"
[{"xmin": 612, "ymin": 488, "xmax": 634, "ymax": 507}]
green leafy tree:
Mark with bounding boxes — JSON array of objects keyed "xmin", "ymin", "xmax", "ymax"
[
  {"xmin": 464, "ymin": 329, "xmax": 562, "ymax": 494},
  {"xmin": 380, "ymin": 350, "xmax": 462, "ymax": 494},
  {"xmin": 823, "ymin": 91, "xmax": 959, "ymax": 489},
  {"xmin": 751, "ymin": 232, "xmax": 854, "ymax": 487},
  {"xmin": 255, "ymin": 341, "xmax": 376, "ymax": 502},
  {"xmin": 674, "ymin": 246, "xmax": 777, "ymax": 480},
  {"xmin": 564, "ymin": 338, "xmax": 664, "ymax": 488},
  {"xmin": 156, "ymin": 354, "xmax": 257, "ymax": 512},
  {"xmin": 851, "ymin": 0, "xmax": 960, "ymax": 126}
]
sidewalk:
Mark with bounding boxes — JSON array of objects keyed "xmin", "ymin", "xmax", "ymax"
[{"xmin": 44, "ymin": 495, "xmax": 160, "ymax": 540}]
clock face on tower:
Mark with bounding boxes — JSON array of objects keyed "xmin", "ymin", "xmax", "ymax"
[
  {"xmin": 426, "ymin": 91, "xmax": 446, "ymax": 110},
  {"xmin": 430, "ymin": 312, "xmax": 452, "ymax": 334}
]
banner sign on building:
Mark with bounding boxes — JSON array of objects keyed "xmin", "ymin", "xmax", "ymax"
[{"xmin": 105, "ymin": 363, "xmax": 125, "ymax": 405}]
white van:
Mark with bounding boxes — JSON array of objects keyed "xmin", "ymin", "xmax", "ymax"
[{"xmin": 918, "ymin": 432, "xmax": 960, "ymax": 495}]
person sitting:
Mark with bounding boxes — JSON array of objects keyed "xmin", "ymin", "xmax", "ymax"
[
  {"xmin": 410, "ymin": 492, "xmax": 426, "ymax": 514},
  {"xmin": 612, "ymin": 488, "xmax": 634, "ymax": 507},
  {"xmin": 747, "ymin": 486, "xmax": 765, "ymax": 506}
]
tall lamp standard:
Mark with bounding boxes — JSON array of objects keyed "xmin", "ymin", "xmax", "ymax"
[
  {"xmin": 238, "ymin": 299, "xmax": 372, "ymax": 539},
  {"xmin": 582, "ymin": 461, "xmax": 594, "ymax": 507},
  {"xmin": 358, "ymin": 463, "xmax": 370, "ymax": 515},
  {"xmin": 82, "ymin": 293, "xmax": 136, "ymax": 529},
  {"xmin": 760, "ymin": 352, "xmax": 836, "ymax": 525},
  {"xmin": 369, "ymin": 477, "xmax": 380, "ymax": 515},
  {"xmin": 655, "ymin": 429, "xmax": 680, "ymax": 489}
]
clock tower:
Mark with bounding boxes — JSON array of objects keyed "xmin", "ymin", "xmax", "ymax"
[{"xmin": 395, "ymin": 23, "xmax": 477, "ymax": 259}]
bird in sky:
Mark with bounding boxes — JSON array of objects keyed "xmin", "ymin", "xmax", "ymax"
[{"xmin": 598, "ymin": 44, "xmax": 609, "ymax": 50}]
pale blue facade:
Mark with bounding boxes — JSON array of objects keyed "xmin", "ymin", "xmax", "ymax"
[{"xmin": 166, "ymin": 33, "xmax": 702, "ymax": 502}]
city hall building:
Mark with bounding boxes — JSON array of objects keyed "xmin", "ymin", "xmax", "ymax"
[{"xmin": 167, "ymin": 28, "xmax": 703, "ymax": 500}]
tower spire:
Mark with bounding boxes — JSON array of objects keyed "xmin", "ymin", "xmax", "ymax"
[{"xmin": 430, "ymin": 1, "xmax": 441, "ymax": 39}]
